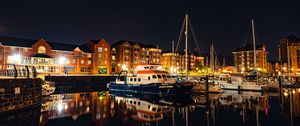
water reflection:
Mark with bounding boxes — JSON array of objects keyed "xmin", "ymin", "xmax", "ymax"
[
  {"xmin": 0, "ymin": 106, "xmax": 40, "ymax": 126},
  {"xmin": 39, "ymin": 89, "xmax": 300, "ymax": 126}
]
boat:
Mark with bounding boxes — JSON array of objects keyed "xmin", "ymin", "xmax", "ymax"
[
  {"xmin": 107, "ymin": 63, "xmax": 195, "ymax": 95},
  {"xmin": 42, "ymin": 81, "xmax": 55, "ymax": 96},
  {"xmin": 215, "ymin": 74, "xmax": 266, "ymax": 91},
  {"xmin": 192, "ymin": 83, "xmax": 223, "ymax": 93}
]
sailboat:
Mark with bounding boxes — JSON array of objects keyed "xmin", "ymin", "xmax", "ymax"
[
  {"xmin": 215, "ymin": 19, "xmax": 267, "ymax": 91},
  {"xmin": 173, "ymin": 15, "xmax": 222, "ymax": 93},
  {"xmin": 107, "ymin": 15, "xmax": 196, "ymax": 95}
]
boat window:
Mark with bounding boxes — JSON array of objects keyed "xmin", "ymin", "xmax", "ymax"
[
  {"xmin": 150, "ymin": 116, "xmax": 154, "ymax": 119},
  {"xmin": 144, "ymin": 115, "xmax": 149, "ymax": 118},
  {"xmin": 148, "ymin": 105, "xmax": 150, "ymax": 109},
  {"xmin": 162, "ymin": 74, "xmax": 166, "ymax": 78},
  {"xmin": 138, "ymin": 102, "xmax": 140, "ymax": 105},
  {"xmin": 148, "ymin": 76, "xmax": 151, "ymax": 80},
  {"xmin": 130, "ymin": 78, "xmax": 133, "ymax": 81},
  {"xmin": 134, "ymin": 101, "xmax": 136, "ymax": 104},
  {"xmin": 134, "ymin": 78, "xmax": 137, "ymax": 82},
  {"xmin": 167, "ymin": 75, "xmax": 171, "ymax": 78},
  {"xmin": 157, "ymin": 75, "xmax": 162, "ymax": 78},
  {"xmin": 152, "ymin": 75, "xmax": 157, "ymax": 78},
  {"xmin": 138, "ymin": 78, "xmax": 141, "ymax": 82},
  {"xmin": 157, "ymin": 108, "xmax": 161, "ymax": 112},
  {"xmin": 130, "ymin": 101, "xmax": 132, "ymax": 104},
  {"xmin": 155, "ymin": 114, "xmax": 161, "ymax": 118},
  {"xmin": 152, "ymin": 108, "xmax": 157, "ymax": 111}
]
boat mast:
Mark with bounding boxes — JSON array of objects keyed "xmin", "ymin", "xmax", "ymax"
[
  {"xmin": 172, "ymin": 40, "xmax": 174, "ymax": 74},
  {"xmin": 210, "ymin": 43, "xmax": 215, "ymax": 74},
  {"xmin": 185, "ymin": 14, "xmax": 188, "ymax": 79},
  {"xmin": 251, "ymin": 19, "xmax": 257, "ymax": 71},
  {"xmin": 287, "ymin": 40, "xmax": 291, "ymax": 81}
]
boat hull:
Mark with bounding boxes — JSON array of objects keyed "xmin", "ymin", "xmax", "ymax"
[
  {"xmin": 219, "ymin": 83, "xmax": 265, "ymax": 91},
  {"xmin": 108, "ymin": 83, "xmax": 194, "ymax": 95}
]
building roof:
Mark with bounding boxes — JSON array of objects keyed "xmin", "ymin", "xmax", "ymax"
[
  {"xmin": 233, "ymin": 43, "xmax": 265, "ymax": 52},
  {"xmin": 0, "ymin": 36, "xmax": 37, "ymax": 48},
  {"xmin": 284, "ymin": 34, "xmax": 300, "ymax": 42},
  {"xmin": 111, "ymin": 40, "xmax": 159, "ymax": 49},
  {"xmin": 31, "ymin": 53, "xmax": 53, "ymax": 58},
  {"xmin": 0, "ymin": 36, "xmax": 93, "ymax": 53}
]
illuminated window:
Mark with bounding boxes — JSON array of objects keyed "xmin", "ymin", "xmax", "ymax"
[
  {"xmin": 38, "ymin": 46, "xmax": 46, "ymax": 53},
  {"xmin": 98, "ymin": 47, "xmax": 102, "ymax": 53},
  {"xmin": 87, "ymin": 60, "xmax": 91, "ymax": 65},
  {"xmin": 81, "ymin": 60, "xmax": 84, "ymax": 64}
]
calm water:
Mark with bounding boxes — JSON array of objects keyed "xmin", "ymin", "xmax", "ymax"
[{"xmin": 1, "ymin": 88, "xmax": 300, "ymax": 126}]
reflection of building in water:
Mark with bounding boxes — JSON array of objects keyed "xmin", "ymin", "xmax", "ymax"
[
  {"xmin": 0, "ymin": 106, "xmax": 41, "ymax": 126},
  {"xmin": 40, "ymin": 92, "xmax": 110, "ymax": 126},
  {"xmin": 282, "ymin": 88, "xmax": 300, "ymax": 118}
]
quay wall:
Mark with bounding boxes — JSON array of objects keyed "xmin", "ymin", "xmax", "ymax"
[
  {"xmin": 45, "ymin": 76, "xmax": 118, "ymax": 93},
  {"xmin": 0, "ymin": 78, "xmax": 42, "ymax": 114},
  {"xmin": 45, "ymin": 75, "xmax": 117, "ymax": 85}
]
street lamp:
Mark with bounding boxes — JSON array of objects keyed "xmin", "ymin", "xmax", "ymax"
[
  {"xmin": 12, "ymin": 54, "xmax": 21, "ymax": 64},
  {"xmin": 58, "ymin": 57, "xmax": 67, "ymax": 75}
]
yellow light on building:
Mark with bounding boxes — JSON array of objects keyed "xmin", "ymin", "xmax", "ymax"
[
  {"xmin": 122, "ymin": 64, "xmax": 127, "ymax": 70},
  {"xmin": 59, "ymin": 57, "xmax": 67, "ymax": 65},
  {"xmin": 241, "ymin": 67, "xmax": 245, "ymax": 72},
  {"xmin": 284, "ymin": 92, "xmax": 288, "ymax": 97},
  {"xmin": 292, "ymin": 90, "xmax": 295, "ymax": 94},
  {"xmin": 12, "ymin": 54, "xmax": 21, "ymax": 64}
]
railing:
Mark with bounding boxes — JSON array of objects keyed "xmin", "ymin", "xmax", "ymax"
[{"xmin": 0, "ymin": 64, "xmax": 37, "ymax": 78}]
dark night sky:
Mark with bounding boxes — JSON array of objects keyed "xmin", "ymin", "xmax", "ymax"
[{"xmin": 1, "ymin": 0, "xmax": 300, "ymax": 60}]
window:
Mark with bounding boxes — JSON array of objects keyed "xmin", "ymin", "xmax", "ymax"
[
  {"xmin": 157, "ymin": 75, "xmax": 162, "ymax": 78},
  {"xmin": 134, "ymin": 78, "xmax": 136, "ymax": 82},
  {"xmin": 104, "ymin": 48, "xmax": 108, "ymax": 51},
  {"xmin": 98, "ymin": 47, "xmax": 102, "ymax": 53},
  {"xmin": 112, "ymin": 56, "xmax": 115, "ymax": 61},
  {"xmin": 138, "ymin": 78, "xmax": 141, "ymax": 82},
  {"xmin": 38, "ymin": 46, "xmax": 46, "ymax": 53},
  {"xmin": 87, "ymin": 60, "xmax": 91, "ymax": 65},
  {"xmin": 72, "ymin": 59, "xmax": 76, "ymax": 64},
  {"xmin": 81, "ymin": 60, "xmax": 84, "ymax": 64},
  {"xmin": 152, "ymin": 75, "xmax": 157, "ymax": 78},
  {"xmin": 148, "ymin": 76, "xmax": 150, "ymax": 80},
  {"xmin": 130, "ymin": 78, "xmax": 133, "ymax": 81},
  {"xmin": 88, "ymin": 54, "xmax": 91, "ymax": 58}
]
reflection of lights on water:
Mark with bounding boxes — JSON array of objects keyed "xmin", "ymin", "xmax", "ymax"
[
  {"xmin": 64, "ymin": 104, "xmax": 68, "ymax": 110},
  {"xmin": 292, "ymin": 90, "xmax": 295, "ymax": 94},
  {"xmin": 284, "ymin": 92, "xmax": 288, "ymax": 97},
  {"xmin": 57, "ymin": 103, "xmax": 63, "ymax": 112},
  {"xmin": 86, "ymin": 107, "xmax": 90, "ymax": 112},
  {"xmin": 96, "ymin": 112, "xmax": 101, "ymax": 119}
]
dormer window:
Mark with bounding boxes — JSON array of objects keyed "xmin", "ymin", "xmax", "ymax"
[{"xmin": 38, "ymin": 46, "xmax": 46, "ymax": 53}]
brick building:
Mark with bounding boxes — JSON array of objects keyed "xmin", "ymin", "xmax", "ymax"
[
  {"xmin": 279, "ymin": 34, "xmax": 300, "ymax": 75},
  {"xmin": 0, "ymin": 36, "xmax": 111, "ymax": 75},
  {"xmin": 161, "ymin": 51, "xmax": 204, "ymax": 74},
  {"xmin": 111, "ymin": 40, "xmax": 161, "ymax": 73},
  {"xmin": 232, "ymin": 43, "xmax": 268, "ymax": 72}
]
